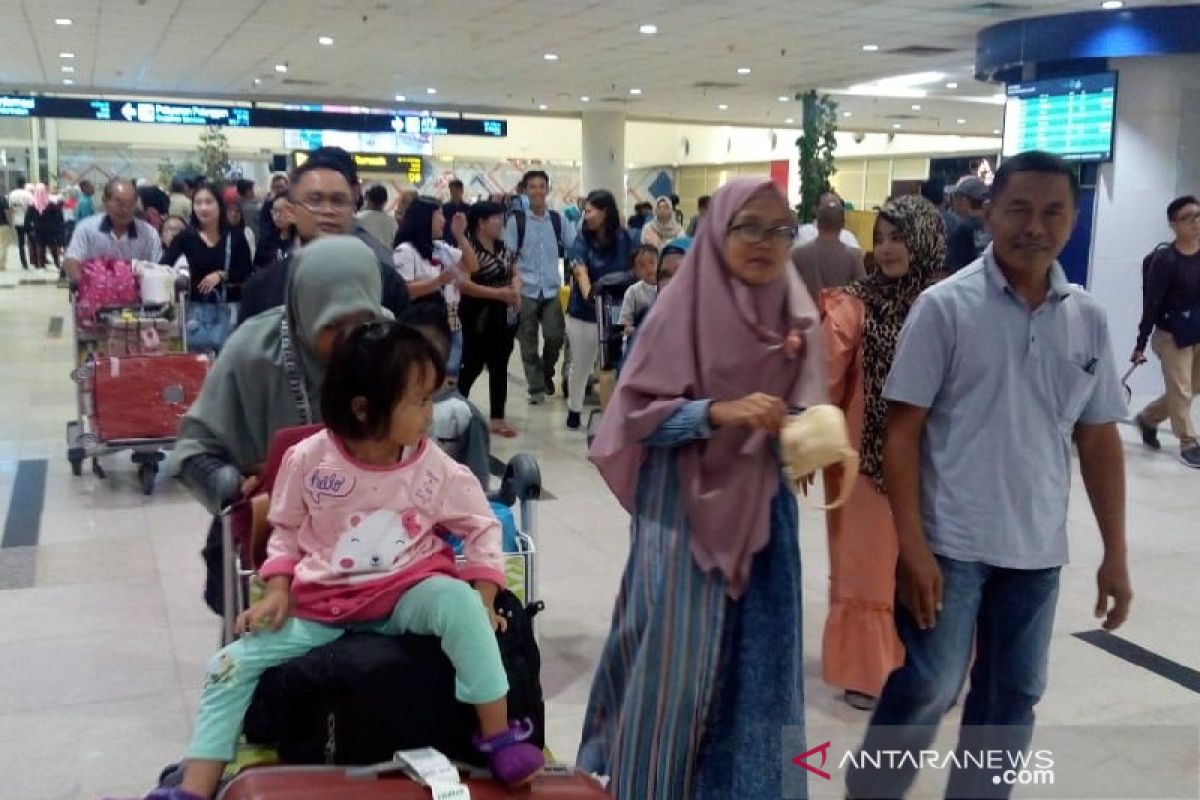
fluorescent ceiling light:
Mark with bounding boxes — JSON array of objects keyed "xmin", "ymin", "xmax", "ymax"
[
  {"xmin": 395, "ymin": 94, "xmax": 406, "ymax": 102},
  {"xmin": 1101, "ymin": 0, "xmax": 1123, "ymax": 8},
  {"xmin": 629, "ymin": 87, "xmax": 642, "ymax": 95},
  {"xmin": 843, "ymin": 111, "xmax": 852, "ymax": 117},
  {"xmin": 274, "ymin": 64, "xmax": 288, "ymax": 73},
  {"xmin": 891, "ymin": 123, "xmax": 902, "ymax": 129},
  {"xmin": 62, "ymin": 78, "xmax": 74, "ymax": 84},
  {"xmin": 993, "ymin": 128, "xmax": 1002, "ymax": 134},
  {"xmin": 55, "ymin": 18, "xmax": 72, "ymax": 25},
  {"xmin": 717, "ymin": 104, "xmax": 728, "ymax": 110},
  {"xmin": 544, "ymin": 53, "xmax": 558, "ymax": 61},
  {"xmin": 580, "ymin": 96, "xmax": 590, "ymax": 102},
  {"xmin": 639, "ymin": 24, "xmax": 657, "ymax": 34},
  {"xmin": 946, "ymin": 82, "xmax": 959, "ymax": 89},
  {"xmin": 426, "ymin": 87, "xmax": 438, "ymax": 94},
  {"xmin": 862, "ymin": 44, "xmax": 879, "ymax": 52},
  {"xmin": 911, "ymin": 103, "xmax": 921, "ymax": 110},
  {"xmin": 737, "ymin": 67, "xmax": 751, "ymax": 75},
  {"xmin": 957, "ymin": 118, "xmax": 967, "ymax": 124},
  {"xmin": 841, "ymin": 72, "xmax": 945, "ymax": 99},
  {"xmin": 318, "ymin": 36, "xmax": 334, "ymax": 45},
  {"xmin": 60, "ymin": 52, "xmax": 75, "ymax": 58},
  {"xmin": 784, "ymin": 117, "xmax": 795, "ymax": 124},
  {"xmin": 778, "ymin": 95, "xmax": 790, "ymax": 102},
  {"xmin": 538, "ymin": 104, "xmax": 548, "ymax": 110},
  {"xmin": 253, "ymin": 78, "xmax": 262, "ymax": 85},
  {"xmin": 62, "ymin": 65, "xmax": 75, "ymax": 73},
  {"xmin": 876, "ymin": 71, "xmax": 946, "ymax": 88}
]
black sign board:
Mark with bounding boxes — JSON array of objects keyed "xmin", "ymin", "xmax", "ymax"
[{"xmin": 293, "ymin": 151, "xmax": 424, "ymax": 183}]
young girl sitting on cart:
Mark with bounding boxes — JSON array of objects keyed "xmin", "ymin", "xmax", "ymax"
[{"xmin": 144, "ymin": 321, "xmax": 544, "ymax": 800}]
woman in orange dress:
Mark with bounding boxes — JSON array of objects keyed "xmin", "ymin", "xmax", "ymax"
[{"xmin": 820, "ymin": 194, "xmax": 947, "ymax": 710}]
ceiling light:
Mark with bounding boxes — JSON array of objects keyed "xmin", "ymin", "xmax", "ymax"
[
  {"xmin": 639, "ymin": 23, "xmax": 657, "ymax": 35},
  {"xmin": 395, "ymin": 94, "xmax": 406, "ymax": 102},
  {"xmin": 426, "ymin": 87, "xmax": 438, "ymax": 94},
  {"xmin": 946, "ymin": 82, "xmax": 959, "ymax": 89},
  {"xmin": 737, "ymin": 67, "xmax": 751, "ymax": 75},
  {"xmin": 957, "ymin": 118, "xmax": 967, "ymax": 124},
  {"xmin": 55, "ymin": 18, "xmax": 72, "ymax": 25},
  {"xmin": 784, "ymin": 117, "xmax": 795, "ymax": 124},
  {"xmin": 892, "ymin": 123, "xmax": 902, "ymax": 129},
  {"xmin": 862, "ymin": 44, "xmax": 880, "ymax": 52},
  {"xmin": 629, "ymin": 87, "xmax": 642, "ymax": 95},
  {"xmin": 62, "ymin": 78, "xmax": 74, "ymax": 85},
  {"xmin": 876, "ymin": 71, "xmax": 945, "ymax": 88},
  {"xmin": 843, "ymin": 111, "xmax": 853, "ymax": 117},
  {"xmin": 543, "ymin": 53, "xmax": 558, "ymax": 61},
  {"xmin": 717, "ymin": 104, "xmax": 728, "ymax": 110},
  {"xmin": 274, "ymin": 63, "xmax": 288, "ymax": 73},
  {"xmin": 253, "ymin": 78, "xmax": 262, "ymax": 85},
  {"xmin": 538, "ymin": 104, "xmax": 548, "ymax": 111},
  {"xmin": 580, "ymin": 96, "xmax": 590, "ymax": 102},
  {"xmin": 318, "ymin": 36, "xmax": 334, "ymax": 45},
  {"xmin": 60, "ymin": 52, "xmax": 75, "ymax": 59},
  {"xmin": 993, "ymin": 128, "xmax": 1002, "ymax": 135},
  {"xmin": 911, "ymin": 103, "xmax": 921, "ymax": 110},
  {"xmin": 62, "ymin": 65, "xmax": 75, "ymax": 73},
  {"xmin": 778, "ymin": 95, "xmax": 790, "ymax": 102},
  {"xmin": 1101, "ymin": 0, "xmax": 1123, "ymax": 8}
]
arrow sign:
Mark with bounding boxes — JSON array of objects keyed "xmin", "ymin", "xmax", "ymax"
[{"xmin": 120, "ymin": 102, "xmax": 135, "ymax": 121}]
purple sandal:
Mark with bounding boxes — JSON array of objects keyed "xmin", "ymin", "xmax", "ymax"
[{"xmin": 474, "ymin": 718, "xmax": 545, "ymax": 787}]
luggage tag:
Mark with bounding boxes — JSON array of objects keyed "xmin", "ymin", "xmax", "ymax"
[{"xmin": 394, "ymin": 748, "xmax": 470, "ymax": 799}]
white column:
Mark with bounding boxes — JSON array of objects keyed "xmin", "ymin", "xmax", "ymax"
[
  {"xmin": 581, "ymin": 110, "xmax": 626, "ymax": 203},
  {"xmin": 1090, "ymin": 55, "xmax": 1200, "ymax": 394}
]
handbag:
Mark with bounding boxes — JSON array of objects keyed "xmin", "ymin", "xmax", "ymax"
[
  {"xmin": 1165, "ymin": 303, "xmax": 1200, "ymax": 348},
  {"xmin": 185, "ymin": 235, "xmax": 234, "ymax": 353},
  {"xmin": 779, "ymin": 404, "xmax": 860, "ymax": 510},
  {"xmin": 135, "ymin": 260, "xmax": 177, "ymax": 306}
]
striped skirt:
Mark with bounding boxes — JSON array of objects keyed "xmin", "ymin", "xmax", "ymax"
[{"xmin": 577, "ymin": 450, "xmax": 806, "ymax": 799}]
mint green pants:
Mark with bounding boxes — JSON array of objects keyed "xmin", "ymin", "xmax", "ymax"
[{"xmin": 187, "ymin": 576, "xmax": 509, "ymax": 761}]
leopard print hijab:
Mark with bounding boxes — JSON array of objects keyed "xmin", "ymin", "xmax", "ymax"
[{"xmin": 843, "ymin": 195, "xmax": 947, "ymax": 491}]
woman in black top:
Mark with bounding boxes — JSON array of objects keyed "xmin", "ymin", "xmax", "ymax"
[
  {"xmin": 160, "ymin": 184, "xmax": 252, "ymax": 304},
  {"xmin": 458, "ymin": 201, "xmax": 522, "ymax": 437},
  {"xmin": 253, "ymin": 196, "xmax": 295, "ymax": 268}
]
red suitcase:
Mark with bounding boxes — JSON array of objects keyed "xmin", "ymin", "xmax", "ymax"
[
  {"xmin": 90, "ymin": 353, "xmax": 210, "ymax": 441},
  {"xmin": 216, "ymin": 763, "xmax": 609, "ymax": 800}
]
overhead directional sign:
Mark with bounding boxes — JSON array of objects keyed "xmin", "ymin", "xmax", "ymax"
[
  {"xmin": 0, "ymin": 94, "xmax": 505, "ymax": 137},
  {"xmin": 293, "ymin": 151, "xmax": 424, "ymax": 182}
]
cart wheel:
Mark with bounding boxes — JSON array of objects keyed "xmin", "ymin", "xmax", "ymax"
[
  {"xmin": 92, "ymin": 459, "xmax": 107, "ymax": 479},
  {"xmin": 68, "ymin": 451, "xmax": 84, "ymax": 477},
  {"xmin": 139, "ymin": 463, "xmax": 157, "ymax": 496}
]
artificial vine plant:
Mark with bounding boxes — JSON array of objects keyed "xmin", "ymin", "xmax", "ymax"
[{"xmin": 795, "ymin": 91, "xmax": 839, "ymax": 223}]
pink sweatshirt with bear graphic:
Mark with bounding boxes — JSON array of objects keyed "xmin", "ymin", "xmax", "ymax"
[{"xmin": 260, "ymin": 430, "xmax": 505, "ymax": 624}]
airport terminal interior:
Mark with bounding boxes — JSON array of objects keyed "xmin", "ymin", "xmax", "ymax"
[{"xmin": 0, "ymin": 1, "xmax": 1198, "ymax": 799}]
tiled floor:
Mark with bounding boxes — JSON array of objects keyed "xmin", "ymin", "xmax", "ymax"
[{"xmin": 0, "ymin": 271, "xmax": 1197, "ymax": 799}]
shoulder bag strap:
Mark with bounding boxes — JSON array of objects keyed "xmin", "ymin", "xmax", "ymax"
[{"xmin": 278, "ymin": 317, "xmax": 314, "ymax": 424}]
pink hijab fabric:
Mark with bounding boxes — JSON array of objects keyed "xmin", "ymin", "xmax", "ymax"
[
  {"xmin": 32, "ymin": 184, "xmax": 50, "ymax": 213},
  {"xmin": 590, "ymin": 178, "xmax": 826, "ymax": 599}
]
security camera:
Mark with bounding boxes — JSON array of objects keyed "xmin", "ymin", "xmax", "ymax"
[{"xmin": 852, "ymin": 132, "xmax": 865, "ymax": 144}]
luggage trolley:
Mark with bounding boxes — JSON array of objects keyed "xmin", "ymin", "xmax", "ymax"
[
  {"xmin": 65, "ymin": 266, "xmax": 204, "ymax": 494},
  {"xmin": 585, "ymin": 270, "xmax": 637, "ymax": 446}
]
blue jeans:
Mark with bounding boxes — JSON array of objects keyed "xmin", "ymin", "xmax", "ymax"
[
  {"xmin": 846, "ymin": 556, "xmax": 1060, "ymax": 800},
  {"xmin": 448, "ymin": 328, "xmax": 463, "ymax": 378}
]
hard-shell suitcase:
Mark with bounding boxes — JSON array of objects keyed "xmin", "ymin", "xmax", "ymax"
[
  {"xmin": 216, "ymin": 763, "xmax": 609, "ymax": 799},
  {"xmin": 90, "ymin": 353, "xmax": 209, "ymax": 440}
]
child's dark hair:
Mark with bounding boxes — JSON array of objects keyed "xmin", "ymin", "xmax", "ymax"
[
  {"xmin": 631, "ymin": 243, "xmax": 658, "ymax": 267},
  {"xmin": 321, "ymin": 321, "xmax": 446, "ymax": 441}
]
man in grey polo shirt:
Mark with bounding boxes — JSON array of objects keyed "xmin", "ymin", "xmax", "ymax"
[
  {"xmin": 64, "ymin": 178, "xmax": 162, "ymax": 283},
  {"xmin": 505, "ymin": 169, "xmax": 575, "ymax": 404},
  {"xmin": 847, "ymin": 152, "xmax": 1133, "ymax": 799}
]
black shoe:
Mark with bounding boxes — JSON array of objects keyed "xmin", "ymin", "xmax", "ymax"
[
  {"xmin": 566, "ymin": 411, "xmax": 581, "ymax": 430},
  {"xmin": 1135, "ymin": 413, "xmax": 1161, "ymax": 450},
  {"xmin": 843, "ymin": 690, "xmax": 877, "ymax": 711},
  {"xmin": 1181, "ymin": 446, "xmax": 1200, "ymax": 469},
  {"xmin": 545, "ymin": 375, "xmax": 556, "ymax": 397}
]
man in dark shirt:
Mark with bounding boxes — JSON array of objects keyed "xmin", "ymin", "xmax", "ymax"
[
  {"xmin": 238, "ymin": 148, "xmax": 408, "ymax": 324},
  {"xmin": 1132, "ymin": 194, "xmax": 1200, "ymax": 467},
  {"xmin": 945, "ymin": 176, "xmax": 991, "ymax": 272},
  {"xmin": 442, "ymin": 179, "xmax": 471, "ymax": 246}
]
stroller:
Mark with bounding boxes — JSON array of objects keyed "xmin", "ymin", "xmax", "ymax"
[{"xmin": 586, "ymin": 270, "xmax": 637, "ymax": 447}]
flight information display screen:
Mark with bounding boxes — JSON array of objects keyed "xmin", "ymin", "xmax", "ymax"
[{"xmin": 1002, "ymin": 72, "xmax": 1117, "ymax": 162}]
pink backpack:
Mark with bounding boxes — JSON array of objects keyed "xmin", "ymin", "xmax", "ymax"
[{"xmin": 76, "ymin": 259, "xmax": 140, "ymax": 331}]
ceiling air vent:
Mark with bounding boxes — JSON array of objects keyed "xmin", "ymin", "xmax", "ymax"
[
  {"xmin": 886, "ymin": 45, "xmax": 958, "ymax": 57},
  {"xmin": 956, "ymin": 1, "xmax": 1032, "ymax": 13},
  {"xmin": 280, "ymin": 78, "xmax": 325, "ymax": 87},
  {"xmin": 692, "ymin": 81, "xmax": 740, "ymax": 90},
  {"xmin": 599, "ymin": 96, "xmax": 629, "ymax": 104}
]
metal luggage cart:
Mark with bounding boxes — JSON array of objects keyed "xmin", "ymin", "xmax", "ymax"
[{"xmin": 65, "ymin": 291, "xmax": 191, "ymax": 495}]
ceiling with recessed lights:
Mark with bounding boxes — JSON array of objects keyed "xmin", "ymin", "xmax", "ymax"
[{"xmin": 0, "ymin": 0, "xmax": 1190, "ymax": 137}]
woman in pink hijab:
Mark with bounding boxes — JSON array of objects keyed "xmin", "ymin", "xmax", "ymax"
[{"xmin": 578, "ymin": 178, "xmax": 826, "ymax": 798}]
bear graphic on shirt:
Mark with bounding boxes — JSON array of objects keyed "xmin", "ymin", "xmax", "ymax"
[{"xmin": 330, "ymin": 509, "xmax": 425, "ymax": 578}]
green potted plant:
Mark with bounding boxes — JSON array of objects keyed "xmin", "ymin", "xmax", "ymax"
[{"xmin": 795, "ymin": 91, "xmax": 839, "ymax": 223}]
